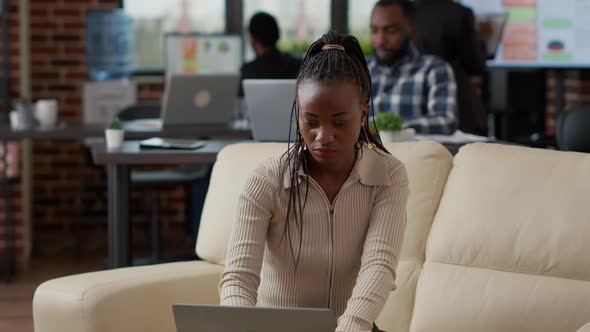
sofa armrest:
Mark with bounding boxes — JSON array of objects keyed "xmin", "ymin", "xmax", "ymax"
[
  {"xmin": 579, "ymin": 321, "xmax": 590, "ymax": 332},
  {"xmin": 33, "ymin": 260, "xmax": 224, "ymax": 332}
]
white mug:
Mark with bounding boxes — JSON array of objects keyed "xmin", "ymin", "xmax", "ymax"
[
  {"xmin": 9, "ymin": 111, "xmax": 22, "ymax": 130},
  {"xmin": 35, "ymin": 99, "xmax": 59, "ymax": 129}
]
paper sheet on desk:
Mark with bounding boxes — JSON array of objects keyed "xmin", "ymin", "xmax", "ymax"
[
  {"xmin": 415, "ymin": 130, "xmax": 491, "ymax": 144},
  {"xmin": 123, "ymin": 119, "xmax": 163, "ymax": 131}
]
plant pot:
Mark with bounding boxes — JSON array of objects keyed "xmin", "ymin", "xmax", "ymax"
[
  {"xmin": 105, "ymin": 128, "xmax": 124, "ymax": 150},
  {"xmin": 380, "ymin": 128, "xmax": 416, "ymax": 143}
]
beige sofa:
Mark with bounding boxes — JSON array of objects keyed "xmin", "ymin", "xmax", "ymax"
[{"xmin": 33, "ymin": 141, "xmax": 590, "ymax": 332}]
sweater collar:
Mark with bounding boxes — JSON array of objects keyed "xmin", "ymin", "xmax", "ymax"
[{"xmin": 282, "ymin": 144, "xmax": 392, "ymax": 189}]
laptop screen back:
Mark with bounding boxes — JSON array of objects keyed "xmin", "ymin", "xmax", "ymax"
[
  {"xmin": 173, "ymin": 304, "xmax": 336, "ymax": 332},
  {"xmin": 161, "ymin": 74, "xmax": 239, "ymax": 127},
  {"xmin": 243, "ymin": 79, "xmax": 297, "ymax": 142}
]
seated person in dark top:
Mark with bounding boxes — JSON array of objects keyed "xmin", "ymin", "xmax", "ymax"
[
  {"xmin": 239, "ymin": 12, "xmax": 302, "ymax": 97},
  {"xmin": 414, "ymin": 0, "xmax": 487, "ymax": 135}
]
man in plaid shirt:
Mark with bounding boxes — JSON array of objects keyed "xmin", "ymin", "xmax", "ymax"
[{"xmin": 369, "ymin": 0, "xmax": 457, "ymax": 135}]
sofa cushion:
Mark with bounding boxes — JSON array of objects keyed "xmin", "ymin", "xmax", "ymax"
[
  {"xmin": 375, "ymin": 141, "xmax": 452, "ymax": 332},
  {"xmin": 411, "ymin": 143, "xmax": 590, "ymax": 331},
  {"xmin": 383, "ymin": 141, "xmax": 453, "ymax": 261},
  {"xmin": 412, "ymin": 262, "xmax": 590, "ymax": 332},
  {"xmin": 375, "ymin": 260, "xmax": 422, "ymax": 332},
  {"xmin": 33, "ymin": 261, "xmax": 224, "ymax": 332},
  {"xmin": 196, "ymin": 143, "xmax": 288, "ymax": 264}
]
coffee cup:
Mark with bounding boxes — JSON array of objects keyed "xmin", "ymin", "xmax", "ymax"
[{"xmin": 35, "ymin": 99, "xmax": 59, "ymax": 129}]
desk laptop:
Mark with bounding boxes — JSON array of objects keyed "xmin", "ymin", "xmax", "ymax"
[
  {"xmin": 126, "ymin": 74, "xmax": 239, "ymax": 131},
  {"xmin": 173, "ymin": 304, "xmax": 336, "ymax": 332},
  {"xmin": 243, "ymin": 79, "xmax": 297, "ymax": 142}
]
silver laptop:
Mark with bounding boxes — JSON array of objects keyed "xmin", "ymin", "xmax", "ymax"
[
  {"xmin": 243, "ymin": 79, "xmax": 297, "ymax": 142},
  {"xmin": 160, "ymin": 74, "xmax": 240, "ymax": 128},
  {"xmin": 173, "ymin": 304, "xmax": 336, "ymax": 332}
]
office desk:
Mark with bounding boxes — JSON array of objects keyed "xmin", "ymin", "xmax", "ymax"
[
  {"xmin": 0, "ymin": 123, "xmax": 251, "ymax": 140},
  {"xmin": 0, "ymin": 124, "xmax": 250, "ymax": 281},
  {"xmin": 91, "ymin": 140, "xmax": 241, "ymax": 268}
]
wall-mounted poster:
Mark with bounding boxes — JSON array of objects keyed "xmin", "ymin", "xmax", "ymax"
[
  {"xmin": 165, "ymin": 34, "xmax": 242, "ymax": 75},
  {"xmin": 462, "ymin": 0, "xmax": 590, "ymax": 68}
]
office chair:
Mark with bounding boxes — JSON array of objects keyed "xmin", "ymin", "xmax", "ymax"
[
  {"xmin": 557, "ymin": 107, "xmax": 590, "ymax": 153},
  {"xmin": 114, "ymin": 102, "xmax": 160, "ymax": 121}
]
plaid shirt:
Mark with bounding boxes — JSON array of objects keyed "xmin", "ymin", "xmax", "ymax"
[{"xmin": 368, "ymin": 45, "xmax": 458, "ymax": 134}]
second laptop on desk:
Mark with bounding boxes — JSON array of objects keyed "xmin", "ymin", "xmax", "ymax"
[{"xmin": 243, "ymin": 79, "xmax": 297, "ymax": 142}]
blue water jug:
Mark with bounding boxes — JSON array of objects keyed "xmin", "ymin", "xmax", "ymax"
[{"xmin": 86, "ymin": 10, "xmax": 134, "ymax": 80}]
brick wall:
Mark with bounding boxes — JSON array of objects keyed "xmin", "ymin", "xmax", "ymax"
[
  {"xmin": 137, "ymin": 81, "xmax": 165, "ymax": 102},
  {"xmin": 29, "ymin": 0, "xmax": 117, "ymax": 257},
  {"xmin": 0, "ymin": 0, "xmax": 23, "ymax": 269},
  {"xmin": 1, "ymin": 0, "xmax": 187, "ymax": 272},
  {"xmin": 545, "ymin": 70, "xmax": 590, "ymax": 136}
]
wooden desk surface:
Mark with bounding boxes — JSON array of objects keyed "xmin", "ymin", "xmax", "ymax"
[{"xmin": 92, "ymin": 140, "xmax": 243, "ymax": 165}]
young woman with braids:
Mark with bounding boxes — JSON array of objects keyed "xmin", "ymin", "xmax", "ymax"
[{"xmin": 219, "ymin": 31, "xmax": 409, "ymax": 332}]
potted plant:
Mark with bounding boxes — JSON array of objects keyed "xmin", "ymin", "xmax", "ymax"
[
  {"xmin": 105, "ymin": 117, "xmax": 124, "ymax": 150},
  {"xmin": 374, "ymin": 112, "xmax": 415, "ymax": 142}
]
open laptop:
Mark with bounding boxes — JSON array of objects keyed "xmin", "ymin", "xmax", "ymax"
[
  {"xmin": 173, "ymin": 304, "xmax": 336, "ymax": 332},
  {"xmin": 161, "ymin": 74, "xmax": 239, "ymax": 127},
  {"xmin": 243, "ymin": 79, "xmax": 297, "ymax": 142},
  {"xmin": 125, "ymin": 74, "xmax": 240, "ymax": 131}
]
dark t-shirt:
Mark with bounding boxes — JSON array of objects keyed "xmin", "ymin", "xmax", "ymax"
[{"xmin": 238, "ymin": 48, "xmax": 302, "ymax": 96}]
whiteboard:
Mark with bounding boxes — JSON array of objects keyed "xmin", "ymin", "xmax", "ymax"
[
  {"xmin": 165, "ymin": 34, "xmax": 243, "ymax": 75},
  {"xmin": 462, "ymin": 0, "xmax": 590, "ymax": 68}
]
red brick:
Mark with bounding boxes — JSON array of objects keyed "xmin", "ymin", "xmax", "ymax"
[
  {"xmin": 47, "ymin": 84, "xmax": 77, "ymax": 92},
  {"xmin": 63, "ymin": 22, "xmax": 86, "ymax": 30},
  {"xmin": 64, "ymin": 46, "xmax": 85, "ymax": 55},
  {"xmin": 31, "ymin": 34, "xmax": 50, "ymax": 43},
  {"xmin": 8, "ymin": 32, "xmax": 18, "ymax": 41},
  {"xmin": 32, "ymin": 71, "xmax": 60, "ymax": 80},
  {"xmin": 53, "ymin": 9, "xmax": 81, "ymax": 17},
  {"xmin": 64, "ymin": 96, "xmax": 82, "ymax": 105},
  {"xmin": 31, "ymin": 0, "xmax": 61, "ymax": 6},
  {"xmin": 52, "ymin": 59, "xmax": 82, "ymax": 67},
  {"xmin": 52, "ymin": 34, "xmax": 82, "ymax": 43},
  {"xmin": 65, "ymin": 71, "xmax": 89, "ymax": 80},
  {"xmin": 31, "ymin": 86, "xmax": 48, "ymax": 94},
  {"xmin": 58, "ymin": 110, "xmax": 79, "ymax": 120},
  {"xmin": 31, "ymin": 8, "xmax": 49, "ymax": 16},
  {"xmin": 62, "ymin": 0, "xmax": 94, "ymax": 3},
  {"xmin": 32, "ymin": 22, "xmax": 60, "ymax": 30},
  {"xmin": 31, "ymin": 46, "xmax": 60, "ymax": 54}
]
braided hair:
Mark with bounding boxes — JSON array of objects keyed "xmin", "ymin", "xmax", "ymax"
[{"xmin": 281, "ymin": 31, "xmax": 389, "ymax": 269}]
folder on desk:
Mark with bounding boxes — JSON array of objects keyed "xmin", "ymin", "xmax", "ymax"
[{"xmin": 139, "ymin": 137, "xmax": 206, "ymax": 150}]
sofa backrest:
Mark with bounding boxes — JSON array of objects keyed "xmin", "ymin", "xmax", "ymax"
[
  {"xmin": 376, "ymin": 141, "xmax": 453, "ymax": 332},
  {"xmin": 196, "ymin": 141, "xmax": 454, "ymax": 332},
  {"xmin": 196, "ymin": 142, "xmax": 287, "ymax": 263},
  {"xmin": 410, "ymin": 143, "xmax": 590, "ymax": 332}
]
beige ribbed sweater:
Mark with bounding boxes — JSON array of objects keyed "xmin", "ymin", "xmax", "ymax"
[{"xmin": 219, "ymin": 146, "xmax": 409, "ymax": 332}]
